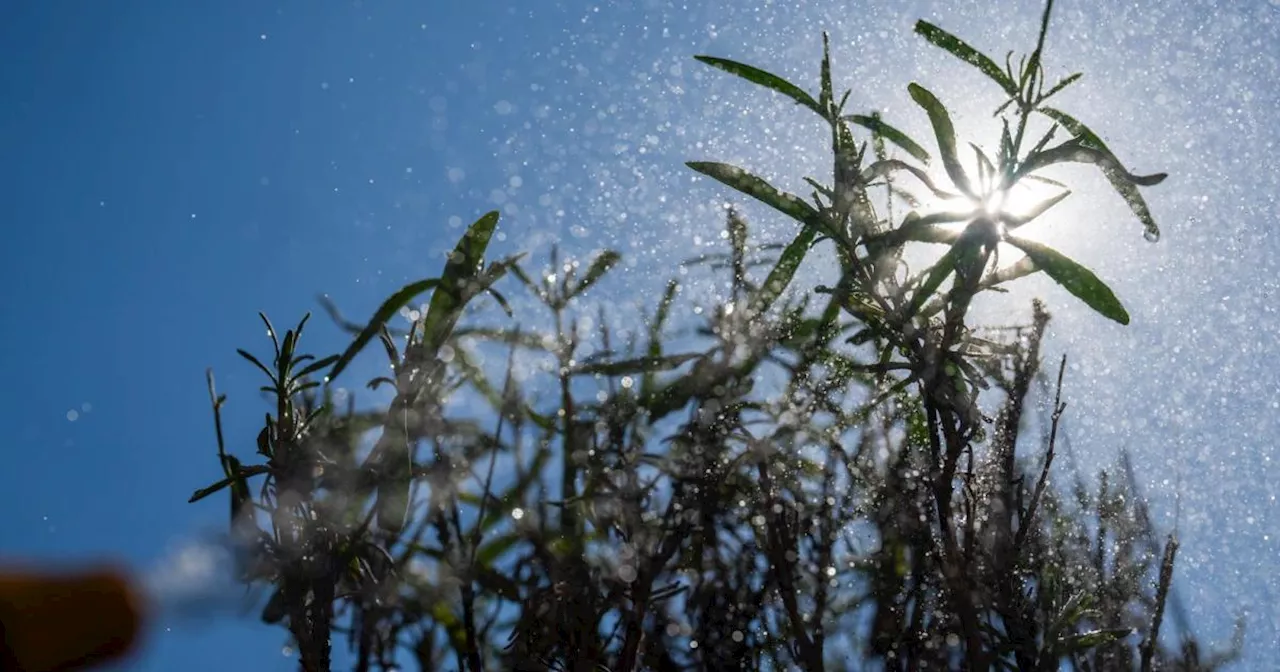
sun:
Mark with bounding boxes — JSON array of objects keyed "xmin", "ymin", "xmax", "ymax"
[
  {"xmin": 907, "ymin": 164, "xmax": 1071, "ymax": 273},
  {"xmin": 988, "ymin": 179, "xmax": 1064, "ymax": 226}
]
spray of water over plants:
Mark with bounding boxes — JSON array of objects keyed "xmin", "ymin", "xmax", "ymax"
[{"xmin": 189, "ymin": 1, "xmax": 1246, "ymax": 669}]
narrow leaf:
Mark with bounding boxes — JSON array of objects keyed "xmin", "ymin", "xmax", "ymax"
[
  {"xmin": 907, "ymin": 244, "xmax": 962, "ymax": 318},
  {"xmin": 693, "ymin": 55, "xmax": 823, "ymax": 117},
  {"xmin": 1038, "ymin": 107, "xmax": 1166, "ymax": 242},
  {"xmin": 327, "ymin": 278, "xmax": 441, "ymax": 382},
  {"xmin": 486, "ymin": 287, "xmax": 514, "ymax": 317},
  {"xmin": 236, "ymin": 349, "xmax": 277, "ymax": 385},
  {"xmin": 1006, "ymin": 235, "xmax": 1130, "ymax": 324},
  {"xmin": 914, "ymin": 21, "xmax": 1018, "ymax": 96},
  {"xmin": 570, "ymin": 250, "xmax": 622, "ymax": 299},
  {"xmin": 908, "ymin": 83, "xmax": 975, "ymax": 197},
  {"xmin": 189, "ymin": 464, "xmax": 271, "ymax": 503},
  {"xmin": 819, "ymin": 33, "xmax": 833, "ymax": 113},
  {"xmin": 846, "ymin": 115, "xmax": 931, "ymax": 164},
  {"xmin": 860, "ymin": 160, "xmax": 957, "ymax": 199},
  {"xmin": 1038, "ymin": 72, "xmax": 1082, "ymax": 104},
  {"xmin": 295, "ymin": 354, "xmax": 340, "ymax": 380},
  {"xmin": 749, "ymin": 226, "xmax": 818, "ymax": 316},
  {"xmin": 420, "ymin": 211, "xmax": 501, "ymax": 353},
  {"xmin": 686, "ymin": 161, "xmax": 830, "ymax": 232},
  {"xmin": 573, "ymin": 353, "xmax": 702, "ymax": 377},
  {"xmin": 475, "ymin": 532, "xmax": 523, "ymax": 568},
  {"xmin": 1015, "ymin": 140, "xmax": 1166, "ymax": 187}
]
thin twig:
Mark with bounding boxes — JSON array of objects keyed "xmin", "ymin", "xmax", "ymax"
[{"xmin": 1017, "ymin": 353, "xmax": 1067, "ymax": 552}]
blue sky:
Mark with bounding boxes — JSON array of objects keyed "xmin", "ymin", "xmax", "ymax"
[{"xmin": 2, "ymin": 0, "xmax": 1278, "ymax": 669}]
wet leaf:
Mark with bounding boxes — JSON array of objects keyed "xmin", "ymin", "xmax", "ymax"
[
  {"xmin": 326, "ymin": 277, "xmax": 441, "ymax": 382},
  {"xmin": 475, "ymin": 532, "xmax": 523, "ymax": 568},
  {"xmin": 692, "ymin": 56, "xmax": 823, "ymax": 118},
  {"xmin": 420, "ymin": 211, "xmax": 502, "ymax": 353},
  {"xmin": 1038, "ymin": 107, "xmax": 1166, "ymax": 242},
  {"xmin": 573, "ymin": 353, "xmax": 701, "ymax": 377},
  {"xmin": 907, "ymin": 83, "xmax": 975, "ymax": 197},
  {"xmin": 1005, "ymin": 235, "xmax": 1130, "ymax": 325},
  {"xmin": 1058, "ymin": 627, "xmax": 1133, "ymax": 652},
  {"xmin": 860, "ymin": 160, "xmax": 957, "ymax": 199},
  {"xmin": 749, "ymin": 226, "xmax": 818, "ymax": 316},
  {"xmin": 906, "ymin": 244, "xmax": 962, "ymax": 319},
  {"xmin": 846, "ymin": 114, "xmax": 931, "ymax": 164},
  {"xmin": 294, "ymin": 354, "xmax": 340, "ymax": 380},
  {"xmin": 486, "ymin": 287, "xmax": 514, "ymax": 317},
  {"xmin": 236, "ymin": 349, "xmax": 276, "ymax": 385},
  {"xmin": 914, "ymin": 21, "xmax": 1018, "ymax": 96},
  {"xmin": 570, "ymin": 250, "xmax": 622, "ymax": 299},
  {"xmin": 476, "ymin": 566, "xmax": 521, "ymax": 602},
  {"xmin": 1038, "ymin": 72, "xmax": 1082, "ymax": 105},
  {"xmin": 1015, "ymin": 139, "xmax": 1166, "ymax": 187},
  {"xmin": 189, "ymin": 464, "xmax": 271, "ymax": 503},
  {"xmin": 819, "ymin": 33, "xmax": 834, "ymax": 112},
  {"xmin": 686, "ymin": 161, "xmax": 827, "ymax": 232},
  {"xmin": 260, "ymin": 586, "xmax": 287, "ymax": 624}
]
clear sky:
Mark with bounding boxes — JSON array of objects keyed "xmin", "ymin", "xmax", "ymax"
[{"xmin": 2, "ymin": 1, "xmax": 1278, "ymax": 669}]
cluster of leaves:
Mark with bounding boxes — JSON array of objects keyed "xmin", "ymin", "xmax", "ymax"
[{"xmin": 191, "ymin": 1, "xmax": 1244, "ymax": 670}]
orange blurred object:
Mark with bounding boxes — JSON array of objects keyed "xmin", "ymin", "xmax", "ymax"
[{"xmin": 0, "ymin": 565, "xmax": 142, "ymax": 671}]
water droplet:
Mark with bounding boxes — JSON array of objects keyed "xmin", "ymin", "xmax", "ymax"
[
  {"xmin": 1144, "ymin": 228, "xmax": 1160, "ymax": 243},
  {"xmin": 66, "ymin": 410, "xmax": 79, "ymax": 422}
]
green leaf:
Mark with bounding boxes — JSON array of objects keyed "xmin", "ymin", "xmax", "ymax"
[
  {"xmin": 643, "ymin": 280, "xmax": 681, "ymax": 396},
  {"xmin": 294, "ymin": 354, "xmax": 340, "ymax": 380},
  {"xmin": 236, "ymin": 349, "xmax": 276, "ymax": 385},
  {"xmin": 1037, "ymin": 107, "xmax": 1166, "ymax": 242},
  {"xmin": 693, "ymin": 55, "xmax": 823, "ymax": 118},
  {"xmin": 1015, "ymin": 140, "xmax": 1166, "ymax": 187},
  {"xmin": 475, "ymin": 532, "xmax": 523, "ymax": 567},
  {"xmin": 906, "ymin": 244, "xmax": 962, "ymax": 319},
  {"xmin": 420, "ymin": 211, "xmax": 501, "ymax": 353},
  {"xmin": 749, "ymin": 225, "xmax": 818, "ymax": 316},
  {"xmin": 868, "ymin": 210, "xmax": 967, "ymax": 259},
  {"xmin": 486, "ymin": 287, "xmax": 514, "ymax": 317},
  {"xmin": 326, "ymin": 277, "xmax": 441, "ymax": 382},
  {"xmin": 261, "ymin": 586, "xmax": 287, "ymax": 624},
  {"xmin": 970, "ymin": 143, "xmax": 996, "ymax": 186},
  {"xmin": 845, "ymin": 115, "xmax": 931, "ymax": 164},
  {"xmin": 860, "ymin": 160, "xmax": 957, "ymax": 199},
  {"xmin": 475, "ymin": 566, "xmax": 521, "ymax": 602},
  {"xmin": 573, "ymin": 353, "xmax": 702, "ymax": 377},
  {"xmin": 223, "ymin": 454, "xmax": 253, "ymax": 524},
  {"xmin": 914, "ymin": 20, "xmax": 1019, "ymax": 97},
  {"xmin": 255, "ymin": 426, "xmax": 271, "ymax": 457},
  {"xmin": 258, "ymin": 313, "xmax": 280, "ymax": 361},
  {"xmin": 686, "ymin": 161, "xmax": 834, "ymax": 236},
  {"xmin": 570, "ymin": 250, "xmax": 622, "ymax": 299},
  {"xmin": 189, "ymin": 464, "xmax": 271, "ymax": 503},
  {"xmin": 1005, "ymin": 235, "xmax": 1130, "ymax": 324},
  {"xmin": 1058, "ymin": 627, "xmax": 1133, "ymax": 652},
  {"xmin": 979, "ymin": 254, "xmax": 1040, "ymax": 290},
  {"xmin": 819, "ymin": 33, "xmax": 834, "ymax": 113},
  {"xmin": 1038, "ymin": 72, "xmax": 1082, "ymax": 104},
  {"xmin": 907, "ymin": 83, "xmax": 975, "ymax": 198}
]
